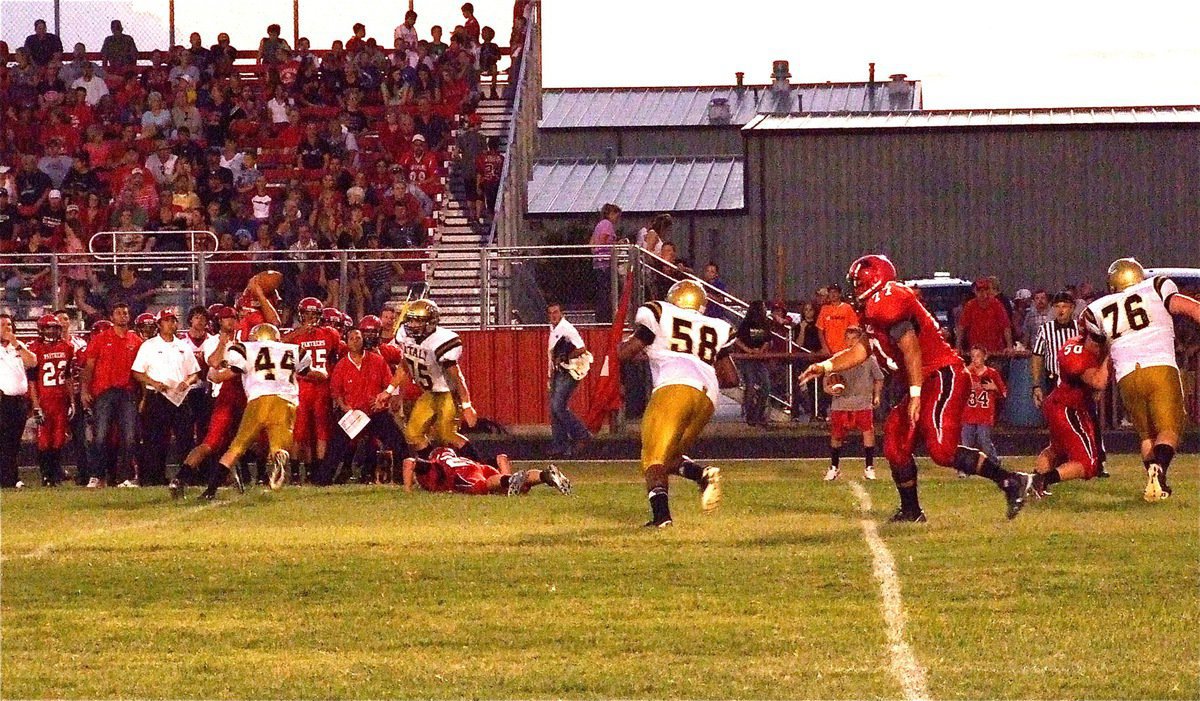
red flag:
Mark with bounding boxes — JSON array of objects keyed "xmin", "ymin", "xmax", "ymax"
[{"xmin": 585, "ymin": 268, "xmax": 635, "ymax": 432}]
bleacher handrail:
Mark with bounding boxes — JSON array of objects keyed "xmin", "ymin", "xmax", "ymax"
[
  {"xmin": 487, "ymin": 3, "xmax": 537, "ymax": 250},
  {"xmin": 89, "ymin": 230, "xmax": 220, "ymax": 259}
]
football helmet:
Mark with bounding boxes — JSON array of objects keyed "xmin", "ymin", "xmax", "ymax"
[
  {"xmin": 666, "ymin": 280, "xmax": 706, "ymax": 312},
  {"xmin": 37, "ymin": 314, "xmax": 62, "ymax": 342},
  {"xmin": 1107, "ymin": 257, "xmax": 1145, "ymax": 292},
  {"xmin": 91, "ymin": 319, "xmax": 114, "ymax": 337},
  {"xmin": 340, "ymin": 311, "xmax": 355, "ymax": 335},
  {"xmin": 404, "ymin": 299, "xmax": 440, "ymax": 340},
  {"xmin": 321, "ymin": 307, "xmax": 342, "ymax": 328},
  {"xmin": 135, "ymin": 313, "xmax": 157, "ymax": 338},
  {"xmin": 298, "ymin": 297, "xmax": 324, "ymax": 326},
  {"xmin": 358, "ymin": 314, "xmax": 383, "ymax": 349},
  {"xmin": 847, "ymin": 254, "xmax": 898, "ymax": 302},
  {"xmin": 250, "ymin": 323, "xmax": 281, "ymax": 342}
]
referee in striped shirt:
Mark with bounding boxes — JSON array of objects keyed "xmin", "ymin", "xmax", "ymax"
[{"xmin": 1031, "ymin": 290, "xmax": 1109, "ymax": 477}]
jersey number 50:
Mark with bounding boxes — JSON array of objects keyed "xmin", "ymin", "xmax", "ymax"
[{"xmin": 670, "ymin": 318, "xmax": 720, "ymax": 364}]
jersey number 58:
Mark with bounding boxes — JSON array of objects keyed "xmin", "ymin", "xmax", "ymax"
[{"xmin": 669, "ymin": 318, "xmax": 720, "ymax": 364}]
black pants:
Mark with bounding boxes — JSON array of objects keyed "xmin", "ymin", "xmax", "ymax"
[
  {"xmin": 0, "ymin": 393, "xmax": 29, "ymax": 487},
  {"xmin": 69, "ymin": 397, "xmax": 90, "ymax": 484},
  {"xmin": 138, "ymin": 391, "xmax": 194, "ymax": 486},
  {"xmin": 315, "ymin": 410, "xmax": 408, "ymax": 485}
]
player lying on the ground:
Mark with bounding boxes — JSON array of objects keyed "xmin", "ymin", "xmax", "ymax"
[
  {"xmin": 1031, "ymin": 334, "xmax": 1110, "ymax": 497},
  {"xmin": 799, "ymin": 254, "xmax": 1032, "ymax": 522},
  {"xmin": 401, "ymin": 447, "xmax": 572, "ymax": 496}
]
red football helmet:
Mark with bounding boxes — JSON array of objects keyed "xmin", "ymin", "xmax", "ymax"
[
  {"xmin": 236, "ymin": 293, "xmax": 257, "ymax": 312},
  {"xmin": 846, "ymin": 254, "xmax": 898, "ymax": 302},
  {"xmin": 91, "ymin": 319, "xmax": 114, "ymax": 337},
  {"xmin": 37, "ymin": 314, "xmax": 62, "ymax": 342},
  {"xmin": 340, "ymin": 311, "xmax": 354, "ymax": 334},
  {"xmin": 321, "ymin": 307, "xmax": 342, "ymax": 327},
  {"xmin": 358, "ymin": 314, "xmax": 382, "ymax": 348},
  {"xmin": 298, "ymin": 297, "xmax": 323, "ymax": 325},
  {"xmin": 135, "ymin": 312, "xmax": 156, "ymax": 329}
]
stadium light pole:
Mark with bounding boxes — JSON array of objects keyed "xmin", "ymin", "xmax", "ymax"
[
  {"xmin": 293, "ymin": 0, "xmax": 300, "ymax": 48},
  {"xmin": 168, "ymin": 0, "xmax": 175, "ymax": 49}
]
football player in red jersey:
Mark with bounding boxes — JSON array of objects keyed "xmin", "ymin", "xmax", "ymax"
[
  {"xmin": 282, "ymin": 297, "xmax": 342, "ymax": 482},
  {"xmin": 1031, "ymin": 336, "xmax": 1110, "ymax": 497},
  {"xmin": 235, "ymin": 279, "xmax": 282, "ymax": 341},
  {"xmin": 800, "ymin": 255, "xmax": 1032, "ymax": 521},
  {"xmin": 175, "ymin": 305, "xmax": 246, "ymax": 499},
  {"xmin": 134, "ymin": 312, "xmax": 157, "ymax": 340},
  {"xmin": 28, "ymin": 315, "xmax": 76, "ymax": 486},
  {"xmin": 401, "ymin": 447, "xmax": 571, "ymax": 496},
  {"xmin": 55, "ymin": 309, "xmax": 92, "ymax": 485}
]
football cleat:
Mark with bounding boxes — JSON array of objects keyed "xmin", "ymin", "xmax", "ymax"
[
  {"xmin": 1143, "ymin": 464, "xmax": 1169, "ymax": 502},
  {"xmin": 643, "ymin": 518, "xmax": 673, "ymax": 529},
  {"xmin": 268, "ymin": 449, "xmax": 290, "ymax": 491},
  {"xmin": 1003, "ymin": 472, "xmax": 1033, "ymax": 519},
  {"xmin": 1029, "ymin": 473, "xmax": 1053, "ymax": 499},
  {"xmin": 864, "ymin": 466, "xmax": 876, "ymax": 481},
  {"xmin": 506, "ymin": 470, "xmax": 528, "ymax": 496},
  {"xmin": 544, "ymin": 465, "xmax": 572, "ymax": 495},
  {"xmin": 169, "ymin": 478, "xmax": 185, "ymax": 500},
  {"xmin": 199, "ymin": 488, "xmax": 217, "ymax": 501},
  {"xmin": 699, "ymin": 466, "xmax": 722, "ymax": 512},
  {"xmin": 86, "ymin": 477, "xmax": 102, "ymax": 489},
  {"xmin": 888, "ymin": 508, "xmax": 927, "ymax": 523},
  {"xmin": 823, "ymin": 466, "xmax": 840, "ymax": 482}
]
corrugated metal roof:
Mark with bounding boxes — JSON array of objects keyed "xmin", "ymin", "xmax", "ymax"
[
  {"xmin": 743, "ymin": 106, "xmax": 1200, "ymax": 132},
  {"xmin": 528, "ymin": 157, "xmax": 745, "ymax": 214},
  {"xmin": 539, "ymin": 82, "xmax": 919, "ymax": 129}
]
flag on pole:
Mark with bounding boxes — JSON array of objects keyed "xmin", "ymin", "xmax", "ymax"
[{"xmin": 585, "ymin": 269, "xmax": 635, "ymax": 432}]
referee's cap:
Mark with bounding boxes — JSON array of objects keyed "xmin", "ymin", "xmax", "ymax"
[{"xmin": 1051, "ymin": 291, "xmax": 1075, "ymax": 305}]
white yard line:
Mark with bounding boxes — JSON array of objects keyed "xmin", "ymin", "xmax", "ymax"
[
  {"xmin": 849, "ymin": 481, "xmax": 931, "ymax": 701},
  {"xmin": 6, "ymin": 500, "xmax": 226, "ymax": 562}
]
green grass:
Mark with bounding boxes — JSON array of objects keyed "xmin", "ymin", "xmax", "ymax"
[{"xmin": 1, "ymin": 456, "xmax": 1196, "ymax": 699}]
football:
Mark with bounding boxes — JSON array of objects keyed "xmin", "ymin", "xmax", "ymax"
[
  {"xmin": 825, "ymin": 372, "xmax": 846, "ymax": 396},
  {"xmin": 250, "ymin": 270, "xmax": 283, "ymax": 295}
]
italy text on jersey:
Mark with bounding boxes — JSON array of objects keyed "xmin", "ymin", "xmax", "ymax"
[
  {"xmin": 635, "ymin": 301, "xmax": 734, "ymax": 406},
  {"xmin": 1084, "ymin": 276, "xmax": 1178, "ymax": 381},
  {"xmin": 397, "ymin": 327, "xmax": 463, "ymax": 393}
]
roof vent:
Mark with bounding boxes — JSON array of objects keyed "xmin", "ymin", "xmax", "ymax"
[
  {"xmin": 771, "ymin": 60, "xmax": 791, "ymax": 94},
  {"xmin": 707, "ymin": 97, "xmax": 732, "ymax": 125},
  {"xmin": 763, "ymin": 60, "xmax": 795, "ymax": 114},
  {"xmin": 888, "ymin": 73, "xmax": 912, "ymax": 110}
]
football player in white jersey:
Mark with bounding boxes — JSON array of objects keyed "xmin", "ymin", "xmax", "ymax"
[
  {"xmin": 1083, "ymin": 258, "xmax": 1200, "ymax": 501},
  {"xmin": 200, "ymin": 323, "xmax": 319, "ymax": 498},
  {"xmin": 617, "ymin": 280, "xmax": 740, "ymax": 527},
  {"xmin": 379, "ymin": 299, "xmax": 483, "ymax": 464}
]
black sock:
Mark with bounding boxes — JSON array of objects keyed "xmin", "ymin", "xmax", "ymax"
[
  {"xmin": 1143, "ymin": 459, "xmax": 1153, "ymax": 471},
  {"xmin": 679, "ymin": 459, "xmax": 704, "ymax": 482},
  {"xmin": 1042, "ymin": 468, "xmax": 1062, "ymax": 487},
  {"xmin": 830, "ymin": 445, "xmax": 842, "ymax": 468},
  {"xmin": 176, "ymin": 465, "xmax": 194, "ymax": 484},
  {"xmin": 1151, "ymin": 444, "xmax": 1175, "ymax": 477},
  {"xmin": 864, "ymin": 446, "xmax": 875, "ymax": 467},
  {"xmin": 458, "ymin": 442, "xmax": 481, "ymax": 462},
  {"xmin": 648, "ymin": 487, "xmax": 671, "ymax": 523},
  {"xmin": 499, "ymin": 474, "xmax": 512, "ymax": 490},
  {"xmin": 976, "ymin": 456, "xmax": 1013, "ymax": 486},
  {"xmin": 898, "ymin": 483, "xmax": 920, "ymax": 512}
]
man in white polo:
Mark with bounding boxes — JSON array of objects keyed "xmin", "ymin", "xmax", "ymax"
[
  {"xmin": 131, "ymin": 308, "xmax": 201, "ymax": 488},
  {"xmin": 546, "ymin": 301, "xmax": 592, "ymax": 457},
  {"xmin": 0, "ymin": 313, "xmax": 37, "ymax": 488}
]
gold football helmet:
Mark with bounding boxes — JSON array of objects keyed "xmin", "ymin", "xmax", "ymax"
[
  {"xmin": 250, "ymin": 323, "xmax": 280, "ymax": 342},
  {"xmin": 404, "ymin": 299, "xmax": 440, "ymax": 339},
  {"xmin": 1107, "ymin": 258, "xmax": 1146, "ymax": 292},
  {"xmin": 666, "ymin": 280, "xmax": 707, "ymax": 312}
]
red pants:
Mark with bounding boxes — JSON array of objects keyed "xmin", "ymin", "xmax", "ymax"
[
  {"xmin": 295, "ymin": 384, "xmax": 332, "ymax": 445},
  {"xmin": 37, "ymin": 395, "xmax": 71, "ymax": 452},
  {"xmin": 1043, "ymin": 396, "xmax": 1100, "ymax": 478},
  {"xmin": 451, "ymin": 463, "xmax": 500, "ymax": 495},
  {"xmin": 883, "ymin": 364, "xmax": 968, "ymax": 468},
  {"xmin": 202, "ymin": 393, "xmax": 244, "ymax": 452}
]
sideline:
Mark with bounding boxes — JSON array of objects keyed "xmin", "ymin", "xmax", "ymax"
[
  {"xmin": 849, "ymin": 481, "xmax": 931, "ymax": 701},
  {"xmin": 5, "ymin": 499, "xmax": 226, "ymax": 562}
]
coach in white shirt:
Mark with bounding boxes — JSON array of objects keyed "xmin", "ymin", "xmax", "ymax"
[
  {"xmin": 547, "ymin": 302, "xmax": 592, "ymax": 457},
  {"xmin": 0, "ymin": 313, "xmax": 37, "ymax": 488},
  {"xmin": 131, "ymin": 309, "xmax": 202, "ymax": 486}
]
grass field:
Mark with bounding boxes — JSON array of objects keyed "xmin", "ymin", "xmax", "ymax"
[{"xmin": 1, "ymin": 455, "xmax": 1197, "ymax": 699}]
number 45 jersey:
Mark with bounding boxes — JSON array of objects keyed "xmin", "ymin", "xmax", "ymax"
[
  {"xmin": 635, "ymin": 300, "xmax": 735, "ymax": 406},
  {"xmin": 396, "ymin": 326, "xmax": 463, "ymax": 393},
  {"xmin": 227, "ymin": 340, "xmax": 311, "ymax": 405},
  {"xmin": 1083, "ymin": 276, "xmax": 1179, "ymax": 382}
]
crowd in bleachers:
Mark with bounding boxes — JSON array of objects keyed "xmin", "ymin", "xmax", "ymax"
[{"xmin": 1, "ymin": 2, "xmax": 528, "ymax": 324}]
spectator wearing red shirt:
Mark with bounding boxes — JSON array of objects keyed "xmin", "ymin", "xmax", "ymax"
[
  {"xmin": 956, "ymin": 278, "xmax": 1012, "ymax": 355},
  {"xmin": 461, "ymin": 3, "xmax": 481, "ymax": 45},
  {"xmin": 316, "ymin": 328, "xmax": 408, "ymax": 485},
  {"xmin": 399, "ymin": 133, "xmax": 441, "ymax": 200},
  {"xmin": 80, "ymin": 302, "xmax": 143, "ymax": 487},
  {"xmin": 960, "ymin": 346, "xmax": 1008, "ymax": 474}
]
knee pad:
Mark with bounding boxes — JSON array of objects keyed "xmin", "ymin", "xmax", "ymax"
[{"xmin": 953, "ymin": 446, "xmax": 980, "ymax": 475}]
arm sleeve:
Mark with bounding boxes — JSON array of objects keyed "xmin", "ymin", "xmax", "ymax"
[
  {"xmin": 434, "ymin": 337, "xmax": 463, "ymax": 365},
  {"xmin": 715, "ymin": 323, "xmax": 738, "ymax": 360},
  {"xmin": 1031, "ymin": 324, "xmax": 1046, "ymax": 355},
  {"xmin": 869, "ymin": 357, "xmax": 885, "ymax": 381},
  {"xmin": 226, "ymin": 343, "xmax": 248, "ymax": 373},
  {"xmin": 1080, "ymin": 308, "xmax": 1105, "ymax": 342},
  {"xmin": 1153, "ymin": 276, "xmax": 1179, "ymax": 305},
  {"xmin": 991, "ymin": 367, "xmax": 1008, "ymax": 397},
  {"xmin": 565, "ymin": 324, "xmax": 586, "ymax": 350},
  {"xmin": 634, "ymin": 303, "xmax": 661, "ymax": 337},
  {"xmin": 130, "ymin": 344, "xmax": 151, "ymax": 374},
  {"xmin": 329, "ymin": 360, "xmax": 345, "ymax": 399}
]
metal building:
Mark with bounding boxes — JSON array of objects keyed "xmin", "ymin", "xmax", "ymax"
[{"xmin": 738, "ymin": 107, "xmax": 1200, "ymax": 297}]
